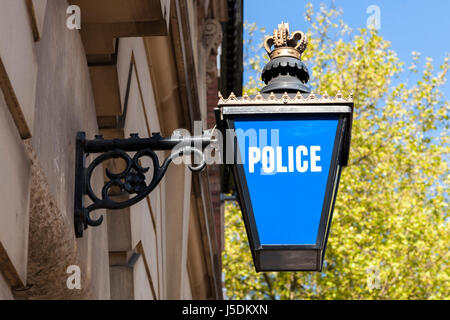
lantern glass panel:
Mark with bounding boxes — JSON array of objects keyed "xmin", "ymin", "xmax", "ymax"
[{"xmin": 233, "ymin": 115, "xmax": 339, "ymax": 245}]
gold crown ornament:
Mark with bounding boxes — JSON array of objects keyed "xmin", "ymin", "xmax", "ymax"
[{"xmin": 263, "ymin": 22, "xmax": 308, "ymax": 60}]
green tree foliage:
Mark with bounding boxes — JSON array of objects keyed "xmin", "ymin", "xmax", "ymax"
[{"xmin": 223, "ymin": 3, "xmax": 449, "ymax": 299}]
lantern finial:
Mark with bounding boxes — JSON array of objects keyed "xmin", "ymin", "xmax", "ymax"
[
  {"xmin": 261, "ymin": 22, "xmax": 310, "ymax": 94},
  {"xmin": 263, "ymin": 22, "xmax": 308, "ymax": 60}
]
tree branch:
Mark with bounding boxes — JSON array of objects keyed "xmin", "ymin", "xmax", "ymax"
[
  {"xmin": 263, "ymin": 273, "xmax": 276, "ymax": 300},
  {"xmin": 289, "ymin": 273, "xmax": 297, "ymax": 299}
]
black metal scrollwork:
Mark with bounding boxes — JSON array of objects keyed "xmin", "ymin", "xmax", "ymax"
[{"xmin": 74, "ymin": 132, "xmax": 212, "ymax": 237}]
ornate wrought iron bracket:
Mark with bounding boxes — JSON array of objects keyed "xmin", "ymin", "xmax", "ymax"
[{"xmin": 74, "ymin": 131, "xmax": 214, "ymax": 238}]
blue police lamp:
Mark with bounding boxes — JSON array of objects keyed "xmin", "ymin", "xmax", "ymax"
[{"xmin": 215, "ymin": 23, "xmax": 354, "ymax": 271}]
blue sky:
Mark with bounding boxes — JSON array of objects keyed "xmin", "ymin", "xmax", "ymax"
[{"xmin": 244, "ymin": 0, "xmax": 450, "ymax": 99}]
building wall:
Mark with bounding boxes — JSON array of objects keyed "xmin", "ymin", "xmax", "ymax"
[
  {"xmin": 0, "ymin": 0, "xmax": 236, "ymax": 300},
  {"xmin": 0, "ymin": 272, "xmax": 13, "ymax": 300},
  {"xmin": 32, "ymin": 0, "xmax": 110, "ymax": 298}
]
